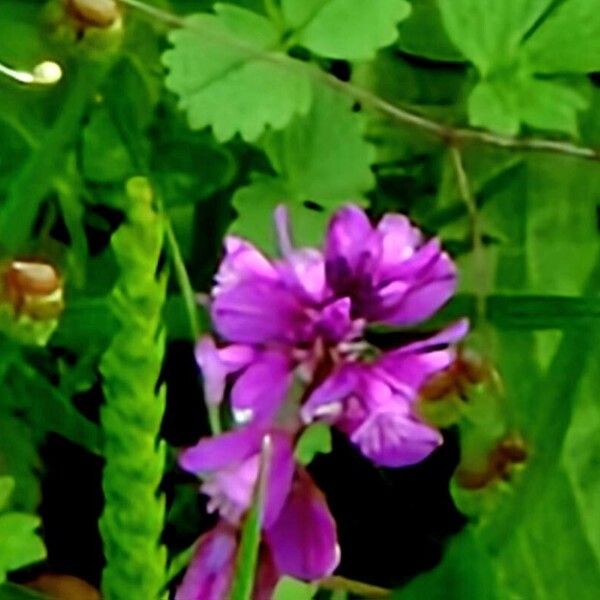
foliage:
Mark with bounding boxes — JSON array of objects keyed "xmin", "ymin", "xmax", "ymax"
[
  {"xmin": 99, "ymin": 178, "xmax": 168, "ymax": 599},
  {"xmin": 0, "ymin": 0, "xmax": 598, "ymax": 599}
]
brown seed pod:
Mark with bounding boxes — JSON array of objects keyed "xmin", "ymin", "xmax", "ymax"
[
  {"xmin": 3, "ymin": 260, "xmax": 64, "ymax": 319},
  {"xmin": 420, "ymin": 347, "xmax": 493, "ymax": 402},
  {"xmin": 455, "ymin": 433, "xmax": 528, "ymax": 490},
  {"xmin": 27, "ymin": 573, "xmax": 101, "ymax": 600},
  {"xmin": 67, "ymin": 0, "xmax": 120, "ymax": 28}
]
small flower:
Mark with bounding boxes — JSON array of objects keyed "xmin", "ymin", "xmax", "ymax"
[
  {"xmin": 325, "ymin": 205, "xmax": 456, "ymax": 326},
  {"xmin": 178, "ymin": 426, "xmax": 339, "ymax": 595},
  {"xmin": 175, "ymin": 522, "xmax": 278, "ymax": 600},
  {"xmin": 302, "ymin": 320, "xmax": 469, "ymax": 467}
]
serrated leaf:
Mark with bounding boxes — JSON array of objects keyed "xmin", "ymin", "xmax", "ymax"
[
  {"xmin": 163, "ymin": 4, "xmax": 312, "ymax": 141},
  {"xmin": 437, "ymin": 0, "xmax": 552, "ymax": 73},
  {"xmin": 438, "ymin": 0, "xmax": 591, "ymax": 135},
  {"xmin": 468, "ymin": 75, "xmax": 589, "ymax": 136},
  {"xmin": 524, "ymin": 0, "xmax": 600, "ymax": 74},
  {"xmin": 230, "ymin": 176, "xmax": 330, "ymax": 255},
  {"xmin": 396, "ymin": 0, "xmax": 465, "ymax": 62},
  {"xmin": 263, "ymin": 86, "xmax": 375, "ymax": 202},
  {"xmin": 468, "ymin": 79, "xmax": 520, "ymax": 136},
  {"xmin": 0, "ymin": 513, "xmax": 46, "ymax": 575},
  {"xmin": 282, "ymin": 0, "xmax": 411, "ymax": 60}
]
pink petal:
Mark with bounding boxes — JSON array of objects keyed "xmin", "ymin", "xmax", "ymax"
[
  {"xmin": 349, "ymin": 406, "xmax": 443, "ymax": 468},
  {"xmin": 301, "ymin": 365, "xmax": 358, "ymax": 424},
  {"xmin": 212, "ymin": 280, "xmax": 313, "ymax": 345},
  {"xmin": 214, "ymin": 236, "xmax": 277, "ymax": 294},
  {"xmin": 175, "ymin": 523, "xmax": 237, "ymax": 600},
  {"xmin": 179, "ymin": 426, "xmax": 263, "ymax": 474},
  {"xmin": 325, "ymin": 205, "xmax": 374, "ymax": 291},
  {"xmin": 231, "ymin": 352, "xmax": 293, "ymax": 424},
  {"xmin": 266, "ymin": 470, "xmax": 339, "ymax": 580}
]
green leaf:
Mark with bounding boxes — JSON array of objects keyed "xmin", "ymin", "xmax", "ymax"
[
  {"xmin": 524, "ymin": 0, "xmax": 600, "ymax": 73},
  {"xmin": 232, "ymin": 86, "xmax": 374, "ymax": 254},
  {"xmin": 468, "ymin": 75, "xmax": 588, "ymax": 136},
  {"xmin": 438, "ymin": 0, "xmax": 592, "ymax": 135},
  {"xmin": 295, "ymin": 423, "xmax": 332, "ymax": 465},
  {"xmin": 563, "ymin": 358, "xmax": 600, "ymax": 564},
  {"xmin": 273, "ymin": 576, "xmax": 317, "ymax": 600},
  {"xmin": 231, "ymin": 176, "xmax": 331, "ymax": 254},
  {"xmin": 396, "ymin": 0, "xmax": 465, "ymax": 62},
  {"xmin": 517, "ymin": 78, "xmax": 588, "ymax": 136},
  {"xmin": 282, "ymin": 0, "xmax": 411, "ymax": 60},
  {"xmin": 468, "ymin": 79, "xmax": 520, "ymax": 136},
  {"xmin": 263, "ymin": 86, "xmax": 375, "ymax": 203},
  {"xmin": 163, "ymin": 4, "xmax": 312, "ymax": 141},
  {"xmin": 0, "ymin": 513, "xmax": 46, "ymax": 576},
  {"xmin": 437, "ymin": 0, "xmax": 552, "ymax": 73},
  {"xmin": 393, "ymin": 529, "xmax": 499, "ymax": 599},
  {"xmin": 0, "ymin": 478, "xmax": 14, "ymax": 512},
  {"xmin": 82, "ymin": 107, "xmax": 134, "ymax": 183}
]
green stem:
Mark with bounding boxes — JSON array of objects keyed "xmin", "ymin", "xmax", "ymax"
[{"xmin": 0, "ymin": 59, "xmax": 110, "ymax": 252}]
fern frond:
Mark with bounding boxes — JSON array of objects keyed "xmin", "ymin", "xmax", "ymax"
[{"xmin": 99, "ymin": 178, "xmax": 168, "ymax": 600}]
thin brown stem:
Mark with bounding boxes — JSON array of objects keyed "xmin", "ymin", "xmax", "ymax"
[
  {"xmin": 449, "ymin": 146, "xmax": 487, "ymax": 324},
  {"xmin": 120, "ymin": 0, "xmax": 600, "ymax": 163}
]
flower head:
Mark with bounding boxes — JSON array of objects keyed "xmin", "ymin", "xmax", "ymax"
[{"xmin": 325, "ymin": 205, "xmax": 457, "ymax": 326}]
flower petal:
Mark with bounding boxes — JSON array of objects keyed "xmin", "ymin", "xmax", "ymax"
[
  {"xmin": 301, "ymin": 365, "xmax": 358, "ymax": 424},
  {"xmin": 179, "ymin": 426, "xmax": 263, "ymax": 474},
  {"xmin": 214, "ymin": 236, "xmax": 277, "ymax": 294},
  {"xmin": 175, "ymin": 523, "xmax": 237, "ymax": 600},
  {"xmin": 325, "ymin": 205, "xmax": 374, "ymax": 293},
  {"xmin": 266, "ymin": 470, "xmax": 339, "ymax": 580},
  {"xmin": 195, "ymin": 338, "xmax": 255, "ymax": 407},
  {"xmin": 231, "ymin": 352, "xmax": 293, "ymax": 424},
  {"xmin": 377, "ymin": 320, "xmax": 469, "ymax": 398},
  {"xmin": 212, "ymin": 280, "xmax": 313, "ymax": 345},
  {"xmin": 349, "ymin": 406, "xmax": 442, "ymax": 468},
  {"xmin": 316, "ymin": 297, "xmax": 354, "ymax": 343}
]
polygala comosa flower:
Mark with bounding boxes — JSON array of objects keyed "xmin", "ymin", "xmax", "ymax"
[{"xmin": 178, "ymin": 204, "xmax": 467, "ymax": 598}]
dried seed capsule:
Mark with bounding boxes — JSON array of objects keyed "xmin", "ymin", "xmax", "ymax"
[
  {"xmin": 455, "ymin": 433, "xmax": 528, "ymax": 490},
  {"xmin": 3, "ymin": 260, "xmax": 64, "ymax": 320},
  {"xmin": 67, "ymin": 0, "xmax": 120, "ymax": 28}
]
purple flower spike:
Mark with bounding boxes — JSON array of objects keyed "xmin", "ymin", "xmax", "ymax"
[{"xmin": 325, "ymin": 205, "xmax": 457, "ymax": 326}]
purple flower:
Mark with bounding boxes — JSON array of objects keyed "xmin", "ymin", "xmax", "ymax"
[
  {"xmin": 325, "ymin": 205, "xmax": 457, "ymax": 326},
  {"xmin": 178, "ymin": 426, "xmax": 339, "ymax": 595},
  {"xmin": 211, "ymin": 234, "xmax": 357, "ymax": 347},
  {"xmin": 175, "ymin": 522, "xmax": 278, "ymax": 600},
  {"xmin": 302, "ymin": 320, "xmax": 468, "ymax": 467},
  {"xmin": 195, "ymin": 337, "xmax": 293, "ymax": 424}
]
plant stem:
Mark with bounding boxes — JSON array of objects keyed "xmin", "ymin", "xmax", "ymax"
[
  {"xmin": 119, "ymin": 0, "xmax": 600, "ymax": 164},
  {"xmin": 449, "ymin": 146, "xmax": 486, "ymax": 325},
  {"xmin": 0, "ymin": 59, "xmax": 110, "ymax": 252}
]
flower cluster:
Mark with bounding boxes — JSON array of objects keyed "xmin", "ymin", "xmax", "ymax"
[{"xmin": 177, "ymin": 205, "xmax": 467, "ymax": 599}]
